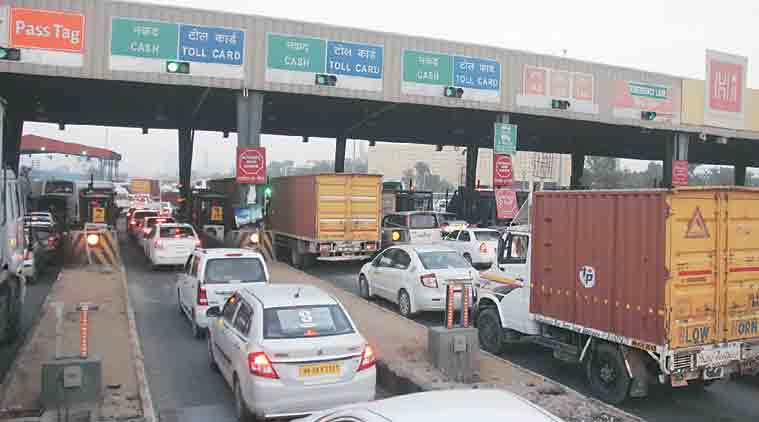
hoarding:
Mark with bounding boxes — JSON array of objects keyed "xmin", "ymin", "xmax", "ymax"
[
  {"xmin": 704, "ymin": 49, "xmax": 747, "ymax": 129},
  {"xmin": 612, "ymin": 81, "xmax": 678, "ymax": 123},
  {"xmin": 237, "ymin": 147, "xmax": 266, "ymax": 184},
  {"xmin": 493, "ymin": 123, "xmax": 517, "ymax": 155},
  {"xmin": 517, "ymin": 65, "xmax": 597, "ymax": 114},
  {"xmin": 0, "ymin": 7, "xmax": 9, "ymax": 47},
  {"xmin": 402, "ymin": 50, "xmax": 501, "ymax": 103},
  {"xmin": 266, "ymin": 33, "xmax": 383, "ymax": 91},
  {"xmin": 110, "ymin": 17, "xmax": 245, "ymax": 79},
  {"xmin": 7, "ymin": 7, "xmax": 85, "ymax": 67},
  {"xmin": 495, "ymin": 188, "xmax": 518, "ymax": 219},
  {"xmin": 672, "ymin": 160, "xmax": 689, "ymax": 187},
  {"xmin": 493, "ymin": 154, "xmax": 514, "ymax": 187}
]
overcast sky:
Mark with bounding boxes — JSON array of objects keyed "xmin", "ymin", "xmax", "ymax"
[{"xmin": 23, "ymin": 0, "xmax": 759, "ymax": 178}]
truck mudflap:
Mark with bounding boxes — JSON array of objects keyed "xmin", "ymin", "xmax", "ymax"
[{"xmin": 621, "ymin": 346, "xmax": 653, "ymax": 398}]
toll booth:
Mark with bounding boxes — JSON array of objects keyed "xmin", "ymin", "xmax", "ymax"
[
  {"xmin": 78, "ymin": 190, "xmax": 117, "ymax": 228},
  {"xmin": 446, "ymin": 187, "xmax": 529, "ymax": 227},
  {"xmin": 190, "ymin": 190, "xmax": 228, "ymax": 245}
]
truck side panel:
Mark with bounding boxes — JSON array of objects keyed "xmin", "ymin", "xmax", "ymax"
[
  {"xmin": 270, "ymin": 175, "xmax": 317, "ymax": 239},
  {"xmin": 316, "ymin": 174, "xmax": 381, "ymax": 242}
]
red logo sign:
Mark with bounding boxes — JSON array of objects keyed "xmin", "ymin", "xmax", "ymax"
[
  {"xmin": 495, "ymin": 188, "xmax": 518, "ymax": 219},
  {"xmin": 493, "ymin": 154, "xmax": 513, "ymax": 187},
  {"xmin": 672, "ymin": 160, "xmax": 689, "ymax": 187},
  {"xmin": 237, "ymin": 147, "xmax": 266, "ymax": 184},
  {"xmin": 524, "ymin": 66, "xmax": 547, "ymax": 96},
  {"xmin": 10, "ymin": 8, "xmax": 85, "ymax": 52},
  {"xmin": 708, "ymin": 59, "xmax": 743, "ymax": 113}
]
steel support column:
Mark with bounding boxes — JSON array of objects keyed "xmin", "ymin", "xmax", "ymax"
[
  {"xmin": 570, "ymin": 152, "xmax": 585, "ymax": 189},
  {"xmin": 178, "ymin": 127, "xmax": 194, "ymax": 221},
  {"xmin": 663, "ymin": 133, "xmax": 689, "ymax": 187},
  {"xmin": 236, "ymin": 91, "xmax": 264, "ymax": 205},
  {"xmin": 735, "ymin": 162, "xmax": 747, "ymax": 186},
  {"xmin": 2, "ymin": 111, "xmax": 24, "ymax": 173},
  {"xmin": 465, "ymin": 145, "xmax": 478, "ymax": 190},
  {"xmin": 335, "ymin": 136, "xmax": 347, "ymax": 173}
]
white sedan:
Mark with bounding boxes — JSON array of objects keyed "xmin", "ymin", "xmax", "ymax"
[
  {"xmin": 442, "ymin": 228, "xmax": 501, "ymax": 268},
  {"xmin": 143, "ymin": 223, "xmax": 199, "ymax": 269},
  {"xmin": 358, "ymin": 245, "xmax": 478, "ymax": 318},
  {"xmin": 296, "ymin": 389, "xmax": 565, "ymax": 422},
  {"xmin": 206, "ymin": 284, "xmax": 376, "ymax": 421}
]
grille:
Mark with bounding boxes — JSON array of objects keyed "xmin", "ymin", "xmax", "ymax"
[{"xmin": 672, "ymin": 353, "xmax": 695, "ymax": 372}]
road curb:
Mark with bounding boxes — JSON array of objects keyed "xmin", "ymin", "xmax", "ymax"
[
  {"xmin": 0, "ymin": 271, "xmax": 62, "ymax": 411},
  {"xmin": 286, "ymin": 264, "xmax": 644, "ymax": 422},
  {"xmin": 120, "ymin": 265, "xmax": 156, "ymax": 422}
]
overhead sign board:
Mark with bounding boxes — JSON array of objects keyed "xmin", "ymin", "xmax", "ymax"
[
  {"xmin": 237, "ymin": 147, "xmax": 266, "ymax": 185},
  {"xmin": 402, "ymin": 50, "xmax": 501, "ymax": 103},
  {"xmin": 493, "ymin": 154, "xmax": 514, "ymax": 187},
  {"xmin": 266, "ymin": 33, "xmax": 383, "ymax": 91},
  {"xmin": 493, "ymin": 123, "xmax": 518, "ymax": 155},
  {"xmin": 705, "ymin": 49, "xmax": 747, "ymax": 129},
  {"xmin": 7, "ymin": 7, "xmax": 85, "ymax": 67},
  {"xmin": 495, "ymin": 188, "xmax": 519, "ymax": 219},
  {"xmin": 517, "ymin": 65, "xmax": 598, "ymax": 114},
  {"xmin": 613, "ymin": 81, "xmax": 678, "ymax": 123},
  {"xmin": 109, "ymin": 17, "xmax": 245, "ymax": 79}
]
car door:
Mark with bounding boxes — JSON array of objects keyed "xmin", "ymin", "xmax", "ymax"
[
  {"xmin": 498, "ymin": 233, "xmax": 530, "ymax": 283},
  {"xmin": 386, "ymin": 249, "xmax": 412, "ymax": 302},
  {"xmin": 181, "ymin": 255, "xmax": 199, "ymax": 312},
  {"xmin": 371, "ymin": 249, "xmax": 397, "ymax": 300},
  {"xmin": 458, "ymin": 230, "xmax": 473, "ymax": 257},
  {"xmin": 214, "ymin": 294, "xmax": 241, "ymax": 382},
  {"xmin": 144, "ymin": 227, "xmax": 156, "ymax": 257},
  {"xmin": 227, "ymin": 299, "xmax": 255, "ymax": 384}
]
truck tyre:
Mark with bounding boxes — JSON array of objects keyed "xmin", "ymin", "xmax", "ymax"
[
  {"xmin": 302, "ymin": 254, "xmax": 316, "ymax": 269},
  {"xmin": 291, "ymin": 249, "xmax": 304, "ymax": 269},
  {"xmin": 586, "ymin": 343, "xmax": 631, "ymax": 405},
  {"xmin": 477, "ymin": 308, "xmax": 505, "ymax": 354}
]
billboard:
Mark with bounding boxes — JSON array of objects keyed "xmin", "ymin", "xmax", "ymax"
[
  {"xmin": 517, "ymin": 65, "xmax": 597, "ymax": 114},
  {"xmin": 7, "ymin": 7, "xmax": 85, "ymax": 67},
  {"xmin": 704, "ymin": 49, "xmax": 747, "ymax": 129},
  {"xmin": 612, "ymin": 81, "xmax": 678, "ymax": 123}
]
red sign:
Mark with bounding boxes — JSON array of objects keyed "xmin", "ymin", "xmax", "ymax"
[
  {"xmin": 10, "ymin": 8, "xmax": 85, "ymax": 52},
  {"xmin": 237, "ymin": 147, "xmax": 266, "ymax": 184},
  {"xmin": 495, "ymin": 188, "xmax": 518, "ymax": 219},
  {"xmin": 493, "ymin": 154, "xmax": 513, "ymax": 187},
  {"xmin": 524, "ymin": 66, "xmax": 547, "ymax": 96},
  {"xmin": 672, "ymin": 160, "xmax": 689, "ymax": 187},
  {"xmin": 708, "ymin": 59, "xmax": 743, "ymax": 113}
]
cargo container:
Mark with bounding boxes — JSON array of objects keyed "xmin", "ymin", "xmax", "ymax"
[
  {"xmin": 130, "ymin": 178, "xmax": 160, "ymax": 201},
  {"xmin": 476, "ymin": 188, "xmax": 759, "ymax": 404},
  {"xmin": 269, "ymin": 174, "xmax": 382, "ymax": 268}
]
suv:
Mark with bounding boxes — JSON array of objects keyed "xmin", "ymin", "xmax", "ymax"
[
  {"xmin": 177, "ymin": 249, "xmax": 269, "ymax": 338},
  {"xmin": 381, "ymin": 211, "xmax": 442, "ymax": 249},
  {"xmin": 129, "ymin": 209, "xmax": 159, "ymax": 238}
]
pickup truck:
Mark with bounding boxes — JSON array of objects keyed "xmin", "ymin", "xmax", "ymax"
[{"xmin": 475, "ymin": 188, "xmax": 759, "ymax": 404}]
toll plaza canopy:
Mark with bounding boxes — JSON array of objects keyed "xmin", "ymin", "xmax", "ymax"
[
  {"xmin": 20, "ymin": 134, "xmax": 122, "ymax": 160},
  {"xmin": 1, "ymin": 0, "xmax": 758, "ymax": 169}
]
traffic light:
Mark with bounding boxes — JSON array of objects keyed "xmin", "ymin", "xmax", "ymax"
[
  {"xmin": 444, "ymin": 86, "xmax": 464, "ymax": 98},
  {"xmin": 0, "ymin": 47, "xmax": 21, "ymax": 61},
  {"xmin": 315, "ymin": 74, "xmax": 337, "ymax": 86},
  {"xmin": 551, "ymin": 99, "xmax": 571, "ymax": 110},
  {"xmin": 264, "ymin": 185, "xmax": 272, "ymax": 198},
  {"xmin": 641, "ymin": 111, "xmax": 657, "ymax": 121},
  {"xmin": 166, "ymin": 61, "xmax": 190, "ymax": 74}
]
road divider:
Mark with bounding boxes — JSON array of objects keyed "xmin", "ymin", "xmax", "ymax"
[{"xmin": 68, "ymin": 225, "xmax": 120, "ymax": 268}]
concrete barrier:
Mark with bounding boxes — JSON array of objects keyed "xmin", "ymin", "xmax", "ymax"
[{"xmin": 68, "ymin": 225, "xmax": 120, "ymax": 268}]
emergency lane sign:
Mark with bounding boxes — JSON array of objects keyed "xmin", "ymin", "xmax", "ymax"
[
  {"xmin": 495, "ymin": 188, "xmax": 518, "ymax": 219},
  {"xmin": 92, "ymin": 207, "xmax": 105, "ymax": 224},
  {"xmin": 493, "ymin": 154, "xmax": 514, "ymax": 187},
  {"xmin": 237, "ymin": 147, "xmax": 266, "ymax": 184}
]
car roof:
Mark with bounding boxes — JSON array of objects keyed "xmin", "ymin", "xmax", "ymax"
[
  {"xmin": 409, "ymin": 244, "xmax": 458, "ymax": 254},
  {"xmin": 469, "ymin": 227, "xmax": 499, "ymax": 232},
  {"xmin": 241, "ymin": 284, "xmax": 336, "ymax": 309},
  {"xmin": 360, "ymin": 389, "xmax": 561, "ymax": 421},
  {"xmin": 157, "ymin": 223, "xmax": 191, "ymax": 228},
  {"xmin": 196, "ymin": 248, "xmax": 264, "ymax": 259}
]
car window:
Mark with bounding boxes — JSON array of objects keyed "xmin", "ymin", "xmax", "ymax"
[
  {"xmin": 222, "ymin": 294, "xmax": 240, "ymax": 323},
  {"xmin": 263, "ymin": 305, "xmax": 354, "ymax": 339},
  {"xmin": 446, "ymin": 230, "xmax": 460, "ymax": 240},
  {"xmin": 160, "ymin": 226, "xmax": 195, "ymax": 238},
  {"xmin": 475, "ymin": 231, "xmax": 500, "ymax": 241},
  {"xmin": 233, "ymin": 301, "xmax": 253, "ymax": 336},
  {"xmin": 204, "ymin": 258, "xmax": 267, "ymax": 284},
  {"xmin": 184, "ymin": 255, "xmax": 194, "ymax": 274},
  {"xmin": 147, "ymin": 227, "xmax": 157, "ymax": 239},
  {"xmin": 190, "ymin": 256, "xmax": 199, "ymax": 277},
  {"xmin": 505, "ymin": 234, "xmax": 530, "ymax": 264},
  {"xmin": 383, "ymin": 215, "xmax": 404, "ymax": 228},
  {"xmin": 418, "ymin": 251, "xmax": 471, "ymax": 270},
  {"xmin": 393, "ymin": 250, "xmax": 411, "ymax": 270},
  {"xmin": 459, "ymin": 231, "xmax": 471, "ymax": 242},
  {"xmin": 409, "ymin": 213, "xmax": 437, "ymax": 229},
  {"xmin": 377, "ymin": 248, "xmax": 397, "ymax": 268},
  {"xmin": 148, "ymin": 217, "xmax": 175, "ymax": 228}
]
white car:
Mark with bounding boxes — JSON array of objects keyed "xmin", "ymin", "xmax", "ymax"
[
  {"xmin": 177, "ymin": 248, "xmax": 269, "ymax": 338},
  {"xmin": 139, "ymin": 216, "xmax": 177, "ymax": 251},
  {"xmin": 206, "ymin": 284, "xmax": 376, "ymax": 421},
  {"xmin": 358, "ymin": 245, "xmax": 478, "ymax": 318},
  {"xmin": 296, "ymin": 389, "xmax": 564, "ymax": 422},
  {"xmin": 144, "ymin": 223, "xmax": 200, "ymax": 269},
  {"xmin": 442, "ymin": 228, "xmax": 501, "ymax": 268}
]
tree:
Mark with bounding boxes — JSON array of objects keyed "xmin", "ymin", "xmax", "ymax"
[{"xmin": 581, "ymin": 157, "xmax": 626, "ymax": 189}]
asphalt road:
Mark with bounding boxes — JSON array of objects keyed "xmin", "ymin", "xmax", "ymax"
[
  {"xmin": 304, "ymin": 260, "xmax": 759, "ymax": 422},
  {"xmin": 0, "ymin": 260, "xmax": 61, "ymax": 384}
]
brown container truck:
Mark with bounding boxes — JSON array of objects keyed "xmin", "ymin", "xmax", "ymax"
[
  {"xmin": 269, "ymin": 174, "xmax": 382, "ymax": 268},
  {"xmin": 130, "ymin": 178, "xmax": 160, "ymax": 201},
  {"xmin": 476, "ymin": 188, "xmax": 759, "ymax": 404}
]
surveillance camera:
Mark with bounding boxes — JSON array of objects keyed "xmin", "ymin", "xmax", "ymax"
[{"xmin": 698, "ymin": 132, "xmax": 707, "ymax": 141}]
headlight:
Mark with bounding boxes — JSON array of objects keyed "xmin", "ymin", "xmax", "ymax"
[
  {"xmin": 391, "ymin": 231, "xmax": 401, "ymax": 241},
  {"xmin": 86, "ymin": 234, "xmax": 99, "ymax": 246},
  {"xmin": 249, "ymin": 232, "xmax": 260, "ymax": 244}
]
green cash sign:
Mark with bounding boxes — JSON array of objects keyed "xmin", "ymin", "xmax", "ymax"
[
  {"xmin": 111, "ymin": 18, "xmax": 178, "ymax": 59},
  {"xmin": 403, "ymin": 50, "xmax": 452, "ymax": 85},
  {"xmin": 267, "ymin": 34, "xmax": 325, "ymax": 73}
]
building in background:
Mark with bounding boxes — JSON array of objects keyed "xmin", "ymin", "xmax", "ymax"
[{"xmin": 368, "ymin": 143, "xmax": 571, "ymax": 189}]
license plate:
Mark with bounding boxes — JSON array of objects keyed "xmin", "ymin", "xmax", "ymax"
[
  {"xmin": 741, "ymin": 356, "xmax": 759, "ymax": 375},
  {"xmin": 696, "ymin": 344, "xmax": 741, "ymax": 367},
  {"xmin": 298, "ymin": 363, "xmax": 340, "ymax": 377}
]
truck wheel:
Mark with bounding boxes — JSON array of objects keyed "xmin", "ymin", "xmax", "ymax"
[
  {"xmin": 586, "ymin": 343, "xmax": 631, "ymax": 405},
  {"xmin": 477, "ymin": 308, "xmax": 505, "ymax": 354},
  {"xmin": 302, "ymin": 254, "xmax": 316, "ymax": 269},
  {"xmin": 291, "ymin": 249, "xmax": 304, "ymax": 269}
]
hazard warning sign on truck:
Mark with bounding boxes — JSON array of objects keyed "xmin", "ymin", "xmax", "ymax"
[{"xmin": 236, "ymin": 147, "xmax": 266, "ymax": 184}]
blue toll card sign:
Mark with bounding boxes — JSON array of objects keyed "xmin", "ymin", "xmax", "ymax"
[
  {"xmin": 453, "ymin": 56, "xmax": 500, "ymax": 91},
  {"xmin": 178, "ymin": 24, "xmax": 244, "ymax": 65},
  {"xmin": 326, "ymin": 41, "xmax": 383, "ymax": 79}
]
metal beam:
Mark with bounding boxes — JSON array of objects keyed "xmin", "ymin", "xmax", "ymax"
[
  {"xmin": 335, "ymin": 136, "xmax": 347, "ymax": 173},
  {"xmin": 191, "ymin": 87, "xmax": 212, "ymax": 120},
  {"xmin": 343, "ymin": 103, "xmax": 397, "ymax": 136}
]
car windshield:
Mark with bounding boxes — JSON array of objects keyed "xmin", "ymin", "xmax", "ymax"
[
  {"xmin": 474, "ymin": 231, "xmax": 500, "ymax": 241},
  {"xmin": 409, "ymin": 214, "xmax": 437, "ymax": 229},
  {"xmin": 418, "ymin": 251, "xmax": 471, "ymax": 270},
  {"xmin": 160, "ymin": 226, "xmax": 194, "ymax": 238},
  {"xmin": 263, "ymin": 305, "xmax": 354, "ymax": 339},
  {"xmin": 204, "ymin": 258, "xmax": 267, "ymax": 284},
  {"xmin": 437, "ymin": 213, "xmax": 456, "ymax": 223},
  {"xmin": 147, "ymin": 217, "xmax": 175, "ymax": 227},
  {"xmin": 135, "ymin": 211, "xmax": 158, "ymax": 221}
]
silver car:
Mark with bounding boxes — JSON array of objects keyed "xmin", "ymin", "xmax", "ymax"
[{"xmin": 206, "ymin": 284, "xmax": 376, "ymax": 420}]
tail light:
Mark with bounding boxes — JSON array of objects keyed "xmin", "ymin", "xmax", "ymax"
[
  {"xmin": 420, "ymin": 274, "xmax": 438, "ymax": 288},
  {"xmin": 143, "ymin": 228, "xmax": 150, "ymax": 234},
  {"xmin": 479, "ymin": 243, "xmax": 488, "ymax": 253},
  {"xmin": 365, "ymin": 243, "xmax": 377, "ymax": 251},
  {"xmin": 48, "ymin": 237, "xmax": 56, "ymax": 248},
  {"xmin": 130, "ymin": 220, "xmax": 136, "ymax": 225},
  {"xmin": 197, "ymin": 285, "xmax": 208, "ymax": 306},
  {"xmin": 358, "ymin": 344, "xmax": 376, "ymax": 371},
  {"xmin": 153, "ymin": 240, "xmax": 164, "ymax": 249},
  {"xmin": 248, "ymin": 352, "xmax": 279, "ymax": 379},
  {"xmin": 195, "ymin": 238, "xmax": 202, "ymax": 248}
]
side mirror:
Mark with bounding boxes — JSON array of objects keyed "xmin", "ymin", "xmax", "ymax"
[{"xmin": 206, "ymin": 306, "xmax": 221, "ymax": 318}]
